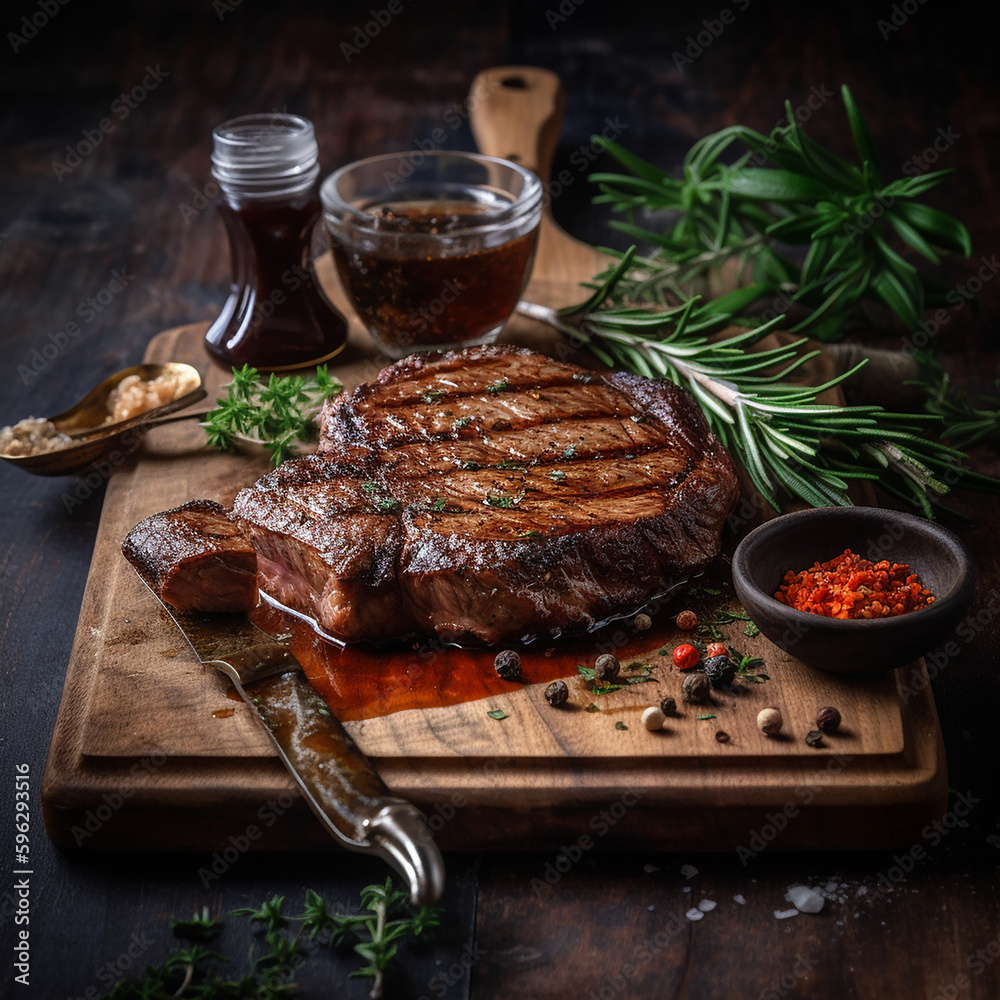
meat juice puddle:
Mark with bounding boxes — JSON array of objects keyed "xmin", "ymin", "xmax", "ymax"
[
  {"xmin": 330, "ymin": 195, "xmax": 538, "ymax": 353},
  {"xmin": 248, "ymin": 574, "xmax": 742, "ymax": 722}
]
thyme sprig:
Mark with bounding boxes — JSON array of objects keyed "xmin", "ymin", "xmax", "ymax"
[
  {"xmin": 202, "ymin": 364, "xmax": 342, "ymax": 466},
  {"xmin": 297, "ymin": 880, "xmax": 441, "ymax": 998},
  {"xmin": 588, "ymin": 85, "xmax": 971, "ymax": 341},
  {"xmin": 103, "ymin": 882, "xmax": 440, "ymax": 1000},
  {"xmin": 520, "ymin": 275, "xmax": 998, "ymax": 515}
]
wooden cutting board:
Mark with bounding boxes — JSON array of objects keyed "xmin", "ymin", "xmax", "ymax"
[{"xmin": 41, "ymin": 68, "xmax": 946, "ymax": 852}]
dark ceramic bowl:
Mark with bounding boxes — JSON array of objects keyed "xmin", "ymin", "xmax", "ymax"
[{"xmin": 732, "ymin": 507, "xmax": 973, "ymax": 674}]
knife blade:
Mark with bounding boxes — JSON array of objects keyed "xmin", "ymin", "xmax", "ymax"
[{"xmin": 137, "ymin": 576, "xmax": 445, "ymax": 906}]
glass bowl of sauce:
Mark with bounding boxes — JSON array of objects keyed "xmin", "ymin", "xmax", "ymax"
[{"xmin": 320, "ymin": 151, "xmax": 542, "ymax": 359}]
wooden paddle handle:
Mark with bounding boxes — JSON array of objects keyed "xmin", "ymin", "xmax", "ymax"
[{"xmin": 468, "ymin": 65, "xmax": 565, "ymax": 184}]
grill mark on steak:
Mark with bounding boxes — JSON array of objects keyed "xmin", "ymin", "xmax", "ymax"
[{"xmin": 235, "ymin": 345, "xmax": 739, "ymax": 645}]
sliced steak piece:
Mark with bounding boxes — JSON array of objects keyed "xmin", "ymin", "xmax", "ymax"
[
  {"xmin": 122, "ymin": 499, "xmax": 258, "ymax": 613},
  {"xmin": 231, "ymin": 456, "xmax": 416, "ymax": 643},
  {"xmin": 235, "ymin": 345, "xmax": 739, "ymax": 645}
]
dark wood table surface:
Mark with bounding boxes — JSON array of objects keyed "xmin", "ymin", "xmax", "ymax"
[{"xmin": 2, "ymin": 1, "xmax": 999, "ymax": 997}]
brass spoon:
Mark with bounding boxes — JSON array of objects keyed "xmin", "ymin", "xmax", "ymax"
[{"xmin": 1, "ymin": 363, "xmax": 208, "ymax": 477}]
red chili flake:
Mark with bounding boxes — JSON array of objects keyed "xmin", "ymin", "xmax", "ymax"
[{"xmin": 774, "ymin": 549, "xmax": 934, "ymax": 620}]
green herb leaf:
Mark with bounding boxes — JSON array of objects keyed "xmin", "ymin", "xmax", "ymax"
[
  {"xmin": 202, "ymin": 364, "xmax": 342, "ymax": 466},
  {"xmin": 696, "ymin": 714, "xmax": 717, "ymax": 720},
  {"xmin": 615, "ymin": 720, "xmax": 629, "ymax": 731},
  {"xmin": 487, "ymin": 708, "xmax": 509, "ymax": 721}
]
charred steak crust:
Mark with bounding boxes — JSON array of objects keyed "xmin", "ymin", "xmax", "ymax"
[
  {"xmin": 122, "ymin": 498, "xmax": 258, "ymax": 613},
  {"xmin": 233, "ymin": 345, "xmax": 739, "ymax": 644}
]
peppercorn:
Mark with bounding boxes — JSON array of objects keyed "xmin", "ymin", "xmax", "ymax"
[
  {"xmin": 705, "ymin": 641, "xmax": 728, "ymax": 659},
  {"xmin": 675, "ymin": 609, "xmax": 698, "ymax": 630},
  {"xmin": 672, "ymin": 643, "xmax": 700, "ymax": 671},
  {"xmin": 702, "ymin": 654, "xmax": 736, "ymax": 689},
  {"xmin": 815, "ymin": 706, "xmax": 842, "ymax": 733},
  {"xmin": 641, "ymin": 706, "xmax": 666, "ymax": 731},
  {"xmin": 756, "ymin": 707, "xmax": 783, "ymax": 737},
  {"xmin": 681, "ymin": 671, "xmax": 710, "ymax": 703},
  {"xmin": 715, "ymin": 730, "xmax": 730, "ymax": 743},
  {"xmin": 634, "ymin": 613, "xmax": 652, "ymax": 630},
  {"xmin": 494, "ymin": 649, "xmax": 522, "ymax": 682},
  {"xmin": 594, "ymin": 653, "xmax": 620, "ymax": 682},
  {"xmin": 805, "ymin": 729, "xmax": 825, "ymax": 749},
  {"xmin": 659, "ymin": 696, "xmax": 677, "ymax": 717},
  {"xmin": 544, "ymin": 680, "xmax": 569, "ymax": 707}
]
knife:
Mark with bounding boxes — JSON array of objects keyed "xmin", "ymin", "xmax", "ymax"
[{"xmin": 138, "ymin": 578, "xmax": 445, "ymax": 906}]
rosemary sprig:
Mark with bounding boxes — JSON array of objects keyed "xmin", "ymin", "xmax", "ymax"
[
  {"xmin": 589, "ymin": 85, "xmax": 971, "ymax": 341},
  {"xmin": 202, "ymin": 364, "xmax": 342, "ymax": 466},
  {"xmin": 908, "ymin": 350, "xmax": 1000, "ymax": 448},
  {"xmin": 520, "ymin": 274, "xmax": 998, "ymax": 516}
]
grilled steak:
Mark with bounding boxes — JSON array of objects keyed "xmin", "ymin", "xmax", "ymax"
[
  {"xmin": 232, "ymin": 345, "xmax": 739, "ymax": 645},
  {"xmin": 123, "ymin": 499, "xmax": 259, "ymax": 612}
]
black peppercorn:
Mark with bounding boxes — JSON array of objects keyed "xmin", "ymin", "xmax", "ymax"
[
  {"xmin": 544, "ymin": 680, "xmax": 569, "ymax": 706},
  {"xmin": 659, "ymin": 696, "xmax": 677, "ymax": 716},
  {"xmin": 594, "ymin": 653, "xmax": 620, "ymax": 682},
  {"xmin": 715, "ymin": 730, "xmax": 730, "ymax": 743},
  {"xmin": 681, "ymin": 671, "xmax": 710, "ymax": 703},
  {"xmin": 703, "ymin": 654, "xmax": 736, "ymax": 689},
  {"xmin": 494, "ymin": 649, "xmax": 522, "ymax": 682},
  {"xmin": 805, "ymin": 729, "xmax": 825, "ymax": 749},
  {"xmin": 815, "ymin": 706, "xmax": 842, "ymax": 733}
]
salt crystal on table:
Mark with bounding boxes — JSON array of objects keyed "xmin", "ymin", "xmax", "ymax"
[
  {"xmin": 682, "ymin": 886, "xmax": 691, "ymax": 893},
  {"xmin": 733, "ymin": 894, "xmax": 746, "ymax": 905},
  {"xmin": 786, "ymin": 885, "xmax": 825, "ymax": 914},
  {"xmin": 685, "ymin": 908, "xmax": 704, "ymax": 921},
  {"xmin": 774, "ymin": 908, "xmax": 799, "ymax": 919},
  {"xmin": 644, "ymin": 863, "xmax": 660, "ymax": 873},
  {"xmin": 698, "ymin": 899, "xmax": 717, "ymax": 912},
  {"xmin": 681, "ymin": 864, "xmax": 699, "ymax": 879}
]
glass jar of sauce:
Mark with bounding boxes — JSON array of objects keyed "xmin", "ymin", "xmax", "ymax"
[
  {"xmin": 204, "ymin": 113, "xmax": 348, "ymax": 370},
  {"xmin": 321, "ymin": 151, "xmax": 542, "ymax": 359}
]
